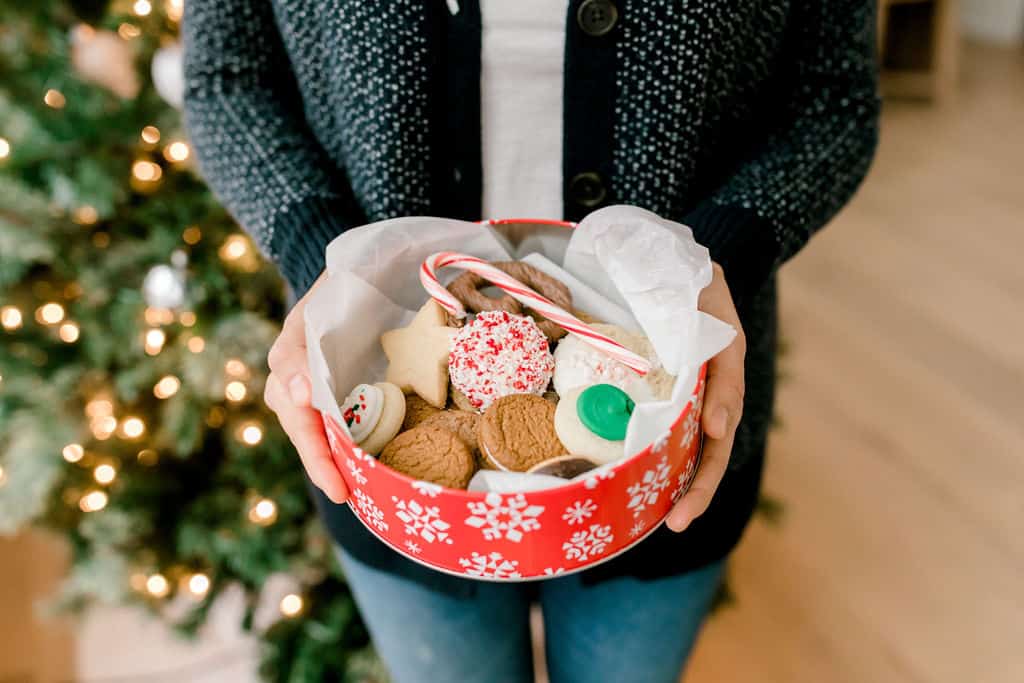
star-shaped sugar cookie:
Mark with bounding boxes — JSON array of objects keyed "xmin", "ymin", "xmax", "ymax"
[{"xmin": 381, "ymin": 300, "xmax": 455, "ymax": 408}]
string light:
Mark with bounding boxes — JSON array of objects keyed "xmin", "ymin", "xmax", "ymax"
[
  {"xmin": 62, "ymin": 443, "xmax": 85, "ymax": 463},
  {"xmin": 85, "ymin": 398, "xmax": 113, "ymax": 417},
  {"xmin": 239, "ymin": 422, "xmax": 263, "ymax": 446},
  {"xmin": 79, "ymin": 490, "xmax": 108, "ymax": 512},
  {"xmin": 0, "ymin": 137, "xmax": 9, "ymax": 159},
  {"xmin": 36, "ymin": 302, "xmax": 65, "ymax": 325},
  {"xmin": 225, "ymin": 381, "xmax": 247, "ymax": 402},
  {"xmin": 182, "ymin": 225, "xmax": 202, "ymax": 245},
  {"xmin": 118, "ymin": 23, "xmax": 141, "ymax": 39},
  {"xmin": 93, "ymin": 463, "xmax": 117, "ymax": 485},
  {"xmin": 44, "ymin": 89, "xmax": 66, "ymax": 109},
  {"xmin": 140, "ymin": 126, "xmax": 160, "ymax": 144},
  {"xmin": 163, "ymin": 141, "xmax": 190, "ymax": 163},
  {"xmin": 165, "ymin": 0, "xmax": 184, "ymax": 21},
  {"xmin": 186, "ymin": 572, "xmax": 210, "ymax": 598},
  {"xmin": 137, "ymin": 449, "xmax": 159, "ymax": 466},
  {"xmin": 154, "ymin": 375, "xmax": 180, "ymax": 399},
  {"xmin": 64, "ymin": 282, "xmax": 83, "ymax": 299},
  {"xmin": 121, "ymin": 417, "xmax": 146, "ymax": 439},
  {"xmin": 132, "ymin": 160, "xmax": 162, "ymax": 182},
  {"xmin": 129, "ymin": 573, "xmax": 148, "ymax": 591},
  {"xmin": 279, "ymin": 594, "xmax": 304, "ymax": 618},
  {"xmin": 72, "ymin": 205, "xmax": 99, "ymax": 225},
  {"xmin": 1, "ymin": 306, "xmax": 22, "ymax": 330},
  {"xmin": 144, "ymin": 307, "xmax": 174, "ymax": 326},
  {"xmin": 133, "ymin": 0, "xmax": 152, "ymax": 17},
  {"xmin": 144, "ymin": 328, "xmax": 166, "ymax": 355},
  {"xmin": 0, "ymin": 465, "xmax": 7, "ymax": 488},
  {"xmin": 178, "ymin": 311, "xmax": 196, "ymax": 327},
  {"xmin": 224, "ymin": 359, "xmax": 247, "ymax": 377},
  {"xmin": 91, "ymin": 415, "xmax": 118, "ymax": 440},
  {"xmin": 58, "ymin": 322, "xmax": 80, "ymax": 343},
  {"xmin": 187, "ymin": 336, "xmax": 205, "ymax": 353},
  {"xmin": 219, "ymin": 234, "xmax": 249, "ymax": 261},
  {"xmin": 145, "ymin": 573, "xmax": 170, "ymax": 598},
  {"xmin": 248, "ymin": 497, "xmax": 278, "ymax": 525}
]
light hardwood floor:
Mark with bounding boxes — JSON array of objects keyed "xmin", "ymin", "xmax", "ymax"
[{"xmin": 684, "ymin": 42, "xmax": 1024, "ymax": 683}]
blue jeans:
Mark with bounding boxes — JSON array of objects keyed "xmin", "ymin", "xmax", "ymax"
[{"xmin": 337, "ymin": 548, "xmax": 724, "ymax": 683}]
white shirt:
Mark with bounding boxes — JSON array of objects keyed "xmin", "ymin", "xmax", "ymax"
[{"xmin": 479, "ymin": 0, "xmax": 567, "ymax": 220}]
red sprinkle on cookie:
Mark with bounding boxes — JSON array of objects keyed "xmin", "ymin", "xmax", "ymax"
[{"xmin": 448, "ymin": 311, "xmax": 555, "ymax": 412}]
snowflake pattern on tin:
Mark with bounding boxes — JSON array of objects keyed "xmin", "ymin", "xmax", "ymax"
[
  {"xmin": 543, "ymin": 567, "xmax": 565, "ymax": 576},
  {"xmin": 679, "ymin": 407, "xmax": 700, "ymax": 451},
  {"xmin": 459, "ymin": 551, "xmax": 521, "ymax": 579},
  {"xmin": 464, "ymin": 492, "xmax": 544, "ymax": 542},
  {"xmin": 404, "ymin": 540, "xmax": 422, "ymax": 555},
  {"xmin": 562, "ymin": 524, "xmax": 614, "ymax": 563},
  {"xmin": 392, "ymin": 496, "xmax": 453, "ymax": 544},
  {"xmin": 650, "ymin": 429, "xmax": 673, "ymax": 455},
  {"xmin": 562, "ymin": 499, "xmax": 597, "ymax": 525},
  {"xmin": 352, "ymin": 489, "xmax": 388, "ymax": 532},
  {"xmin": 625, "ymin": 455, "xmax": 671, "ymax": 518},
  {"xmin": 670, "ymin": 458, "xmax": 698, "ymax": 502},
  {"xmin": 346, "ymin": 457, "xmax": 368, "ymax": 486},
  {"xmin": 628, "ymin": 520, "xmax": 646, "ymax": 538},
  {"xmin": 411, "ymin": 480, "xmax": 443, "ymax": 498},
  {"xmin": 352, "ymin": 446, "xmax": 376, "ymax": 468},
  {"xmin": 582, "ymin": 464, "xmax": 616, "ymax": 490}
]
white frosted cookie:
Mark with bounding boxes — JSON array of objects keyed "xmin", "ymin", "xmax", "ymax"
[
  {"xmin": 340, "ymin": 382, "xmax": 406, "ymax": 455},
  {"xmin": 553, "ymin": 385, "xmax": 626, "ymax": 465},
  {"xmin": 553, "ymin": 323, "xmax": 674, "ymax": 402}
]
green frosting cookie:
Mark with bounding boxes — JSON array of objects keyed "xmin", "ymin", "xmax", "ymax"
[{"xmin": 576, "ymin": 384, "xmax": 634, "ymax": 441}]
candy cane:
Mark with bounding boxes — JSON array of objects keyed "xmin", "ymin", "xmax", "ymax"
[{"xmin": 420, "ymin": 251, "xmax": 650, "ymax": 376}]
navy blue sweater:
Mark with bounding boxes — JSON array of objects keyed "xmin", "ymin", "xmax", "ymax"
[{"xmin": 183, "ymin": 0, "xmax": 879, "ymax": 589}]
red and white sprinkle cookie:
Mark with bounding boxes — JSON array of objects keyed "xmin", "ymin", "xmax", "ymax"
[{"xmin": 448, "ymin": 310, "xmax": 555, "ymax": 411}]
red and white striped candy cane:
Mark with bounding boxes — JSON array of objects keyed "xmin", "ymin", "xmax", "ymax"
[{"xmin": 419, "ymin": 251, "xmax": 650, "ymax": 376}]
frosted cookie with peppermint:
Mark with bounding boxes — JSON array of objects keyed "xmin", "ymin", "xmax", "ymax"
[
  {"xmin": 448, "ymin": 311, "xmax": 555, "ymax": 412},
  {"xmin": 340, "ymin": 382, "xmax": 406, "ymax": 455}
]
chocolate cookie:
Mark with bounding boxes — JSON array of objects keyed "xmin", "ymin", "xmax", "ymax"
[
  {"xmin": 380, "ymin": 426, "xmax": 476, "ymax": 489},
  {"xmin": 402, "ymin": 394, "xmax": 441, "ymax": 431},
  {"xmin": 527, "ymin": 455, "xmax": 599, "ymax": 479},
  {"xmin": 477, "ymin": 394, "xmax": 565, "ymax": 472},
  {"xmin": 420, "ymin": 410, "xmax": 479, "ymax": 454}
]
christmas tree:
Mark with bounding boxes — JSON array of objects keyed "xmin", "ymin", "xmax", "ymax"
[{"xmin": 0, "ymin": 1, "xmax": 380, "ymax": 679}]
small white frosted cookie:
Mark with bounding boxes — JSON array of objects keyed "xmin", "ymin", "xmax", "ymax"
[
  {"xmin": 553, "ymin": 385, "xmax": 632, "ymax": 465},
  {"xmin": 553, "ymin": 323, "xmax": 675, "ymax": 402},
  {"xmin": 341, "ymin": 382, "xmax": 406, "ymax": 455}
]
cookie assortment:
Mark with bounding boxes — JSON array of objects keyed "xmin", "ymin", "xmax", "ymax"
[{"xmin": 337, "ymin": 254, "xmax": 677, "ymax": 489}]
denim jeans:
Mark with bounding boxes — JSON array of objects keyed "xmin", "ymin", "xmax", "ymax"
[{"xmin": 337, "ymin": 547, "xmax": 724, "ymax": 683}]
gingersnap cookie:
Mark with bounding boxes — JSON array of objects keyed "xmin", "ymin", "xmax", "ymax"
[
  {"xmin": 527, "ymin": 455, "xmax": 599, "ymax": 479},
  {"xmin": 446, "ymin": 261, "xmax": 573, "ymax": 341},
  {"xmin": 340, "ymin": 382, "xmax": 406, "ymax": 455},
  {"xmin": 379, "ymin": 425, "xmax": 476, "ymax": 489},
  {"xmin": 448, "ymin": 311, "xmax": 555, "ymax": 412},
  {"xmin": 553, "ymin": 384, "xmax": 633, "ymax": 465},
  {"xmin": 477, "ymin": 394, "xmax": 565, "ymax": 472},
  {"xmin": 420, "ymin": 410, "xmax": 480, "ymax": 454},
  {"xmin": 402, "ymin": 394, "xmax": 441, "ymax": 431},
  {"xmin": 449, "ymin": 385, "xmax": 477, "ymax": 412}
]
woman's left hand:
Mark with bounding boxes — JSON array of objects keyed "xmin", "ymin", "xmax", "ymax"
[{"xmin": 665, "ymin": 262, "xmax": 746, "ymax": 533}]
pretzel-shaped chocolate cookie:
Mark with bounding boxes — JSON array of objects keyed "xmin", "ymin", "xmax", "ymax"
[{"xmin": 446, "ymin": 261, "xmax": 573, "ymax": 340}]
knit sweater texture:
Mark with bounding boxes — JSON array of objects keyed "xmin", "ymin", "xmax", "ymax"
[{"xmin": 183, "ymin": 0, "xmax": 879, "ymax": 589}]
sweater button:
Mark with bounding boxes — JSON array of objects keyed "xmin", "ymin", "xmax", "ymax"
[
  {"xmin": 569, "ymin": 171, "xmax": 607, "ymax": 208},
  {"xmin": 577, "ymin": 0, "xmax": 618, "ymax": 37}
]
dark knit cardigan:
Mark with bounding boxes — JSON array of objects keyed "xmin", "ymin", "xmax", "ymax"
[{"xmin": 183, "ymin": 0, "xmax": 879, "ymax": 591}]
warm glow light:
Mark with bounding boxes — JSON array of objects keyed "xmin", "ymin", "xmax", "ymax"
[
  {"xmin": 224, "ymin": 359, "xmax": 247, "ymax": 377},
  {"xmin": 91, "ymin": 415, "xmax": 118, "ymax": 440},
  {"xmin": 154, "ymin": 375, "xmax": 180, "ymax": 399},
  {"xmin": 163, "ymin": 141, "xmax": 190, "ymax": 162},
  {"xmin": 187, "ymin": 336, "xmax": 205, "ymax": 353},
  {"xmin": 118, "ymin": 23, "xmax": 141, "ymax": 39},
  {"xmin": 94, "ymin": 463, "xmax": 117, "ymax": 485},
  {"xmin": 144, "ymin": 328, "xmax": 166, "ymax": 355},
  {"xmin": 144, "ymin": 307, "xmax": 175, "ymax": 326},
  {"xmin": 85, "ymin": 398, "xmax": 113, "ymax": 417},
  {"xmin": 182, "ymin": 225, "xmax": 202, "ymax": 244},
  {"xmin": 248, "ymin": 497, "xmax": 278, "ymax": 525},
  {"xmin": 36, "ymin": 302, "xmax": 65, "ymax": 325},
  {"xmin": 145, "ymin": 573, "xmax": 170, "ymax": 598},
  {"xmin": 133, "ymin": 0, "xmax": 152, "ymax": 17},
  {"xmin": 0, "ymin": 137, "xmax": 10, "ymax": 159},
  {"xmin": 0, "ymin": 465, "xmax": 7, "ymax": 488},
  {"xmin": 1, "ymin": 306, "xmax": 22, "ymax": 330},
  {"xmin": 187, "ymin": 572, "xmax": 210, "ymax": 597},
  {"xmin": 62, "ymin": 443, "xmax": 85, "ymax": 463},
  {"xmin": 121, "ymin": 417, "xmax": 146, "ymax": 439},
  {"xmin": 44, "ymin": 89, "xmax": 66, "ymax": 109},
  {"xmin": 132, "ymin": 160, "xmax": 162, "ymax": 182},
  {"xmin": 72, "ymin": 205, "xmax": 99, "ymax": 225},
  {"xmin": 137, "ymin": 449, "xmax": 159, "ymax": 466},
  {"xmin": 279, "ymin": 594, "xmax": 304, "ymax": 617},
  {"xmin": 178, "ymin": 311, "xmax": 196, "ymax": 327},
  {"xmin": 219, "ymin": 234, "xmax": 249, "ymax": 261},
  {"xmin": 225, "ymin": 381, "xmax": 247, "ymax": 402},
  {"xmin": 140, "ymin": 126, "xmax": 161, "ymax": 144},
  {"xmin": 59, "ymin": 322, "xmax": 80, "ymax": 343},
  {"xmin": 240, "ymin": 423, "xmax": 263, "ymax": 446},
  {"xmin": 165, "ymin": 0, "xmax": 184, "ymax": 21},
  {"xmin": 79, "ymin": 490, "xmax": 108, "ymax": 512}
]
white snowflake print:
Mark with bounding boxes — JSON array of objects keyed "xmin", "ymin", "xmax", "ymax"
[
  {"xmin": 582, "ymin": 464, "xmax": 616, "ymax": 490},
  {"xmin": 562, "ymin": 499, "xmax": 597, "ymax": 525},
  {"xmin": 628, "ymin": 521, "xmax": 646, "ymax": 538},
  {"xmin": 391, "ymin": 496, "xmax": 453, "ymax": 544},
  {"xmin": 411, "ymin": 480, "xmax": 442, "ymax": 497},
  {"xmin": 671, "ymin": 458, "xmax": 698, "ymax": 502},
  {"xmin": 562, "ymin": 524, "xmax": 614, "ymax": 563},
  {"xmin": 651, "ymin": 429, "xmax": 673, "ymax": 454},
  {"xmin": 351, "ymin": 447, "xmax": 376, "ymax": 468},
  {"xmin": 679, "ymin": 408, "xmax": 700, "ymax": 451},
  {"xmin": 459, "ymin": 551, "xmax": 521, "ymax": 579},
  {"xmin": 346, "ymin": 457, "xmax": 368, "ymax": 486},
  {"xmin": 404, "ymin": 540, "xmax": 422, "ymax": 555},
  {"xmin": 543, "ymin": 567, "xmax": 565, "ymax": 576},
  {"xmin": 464, "ymin": 492, "xmax": 544, "ymax": 542},
  {"xmin": 352, "ymin": 489, "xmax": 388, "ymax": 532},
  {"xmin": 626, "ymin": 455, "xmax": 671, "ymax": 518}
]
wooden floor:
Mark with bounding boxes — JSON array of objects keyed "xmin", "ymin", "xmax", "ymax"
[{"xmin": 685, "ymin": 42, "xmax": 1024, "ymax": 683}]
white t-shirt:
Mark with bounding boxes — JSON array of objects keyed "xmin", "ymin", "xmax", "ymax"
[{"xmin": 479, "ymin": 0, "xmax": 567, "ymax": 221}]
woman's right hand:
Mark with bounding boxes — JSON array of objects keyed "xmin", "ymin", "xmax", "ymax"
[{"xmin": 264, "ymin": 273, "xmax": 348, "ymax": 503}]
